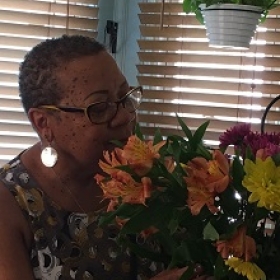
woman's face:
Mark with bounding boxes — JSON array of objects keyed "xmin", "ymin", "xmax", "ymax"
[{"xmin": 51, "ymin": 51, "xmax": 136, "ymax": 173}]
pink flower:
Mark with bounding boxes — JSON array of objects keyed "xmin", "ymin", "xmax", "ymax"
[
  {"xmin": 219, "ymin": 123, "xmax": 280, "ymax": 158},
  {"xmin": 244, "ymin": 132, "xmax": 280, "ymax": 156},
  {"xmin": 219, "ymin": 123, "xmax": 251, "ymax": 149},
  {"xmin": 256, "ymin": 145, "xmax": 280, "ymax": 160}
]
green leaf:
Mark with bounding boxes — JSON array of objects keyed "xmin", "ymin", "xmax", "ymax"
[
  {"xmin": 203, "ymin": 222, "xmax": 219, "ymax": 241},
  {"xmin": 177, "ymin": 115, "xmax": 193, "ymax": 140},
  {"xmin": 167, "ymin": 137, "xmax": 184, "ymax": 163},
  {"xmin": 154, "ymin": 228, "xmax": 178, "ymax": 257},
  {"xmin": 179, "ymin": 264, "xmax": 195, "ymax": 280},
  {"xmin": 191, "ymin": 120, "xmax": 210, "ymax": 148},
  {"xmin": 120, "ymin": 202, "xmax": 174, "ymax": 235},
  {"xmin": 98, "ymin": 203, "xmax": 145, "ymax": 226},
  {"xmin": 183, "ymin": 0, "xmax": 192, "ymax": 13},
  {"xmin": 232, "ymin": 156, "xmax": 245, "ymax": 193},
  {"xmin": 219, "ymin": 184, "xmax": 241, "ymax": 218},
  {"xmin": 195, "ymin": 9, "xmax": 204, "ymax": 24},
  {"xmin": 272, "ymin": 153, "xmax": 280, "ymax": 166},
  {"xmin": 169, "ymin": 241, "xmax": 192, "ymax": 268},
  {"xmin": 134, "ymin": 122, "xmax": 144, "ymax": 140},
  {"xmin": 113, "ymin": 164, "xmax": 138, "ymax": 176},
  {"xmin": 123, "ymin": 237, "xmax": 169, "ymax": 263},
  {"xmin": 214, "ymin": 254, "xmax": 229, "ymax": 280},
  {"xmin": 213, "ymin": 220, "xmax": 241, "ymax": 241},
  {"xmin": 153, "ymin": 128, "xmax": 163, "ymax": 144},
  {"xmin": 196, "ymin": 142, "xmax": 212, "ymax": 160},
  {"xmin": 98, "ymin": 211, "xmax": 118, "ymax": 226},
  {"xmin": 109, "ymin": 139, "xmax": 125, "ymax": 147}
]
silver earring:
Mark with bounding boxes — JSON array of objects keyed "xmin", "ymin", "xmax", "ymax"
[{"xmin": 41, "ymin": 146, "xmax": 58, "ymax": 168}]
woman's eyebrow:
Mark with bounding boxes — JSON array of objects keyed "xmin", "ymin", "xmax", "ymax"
[
  {"xmin": 84, "ymin": 90, "xmax": 108, "ymax": 101},
  {"xmin": 83, "ymin": 80, "xmax": 129, "ymax": 101}
]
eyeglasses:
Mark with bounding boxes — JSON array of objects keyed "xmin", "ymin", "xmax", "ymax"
[{"xmin": 39, "ymin": 86, "xmax": 143, "ymax": 124}]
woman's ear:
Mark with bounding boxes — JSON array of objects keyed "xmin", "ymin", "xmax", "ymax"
[{"xmin": 28, "ymin": 108, "xmax": 49, "ymax": 138}]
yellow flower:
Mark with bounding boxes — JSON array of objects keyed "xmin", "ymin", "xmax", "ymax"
[
  {"xmin": 243, "ymin": 157, "xmax": 280, "ymax": 212},
  {"xmin": 225, "ymin": 257, "xmax": 266, "ymax": 280}
]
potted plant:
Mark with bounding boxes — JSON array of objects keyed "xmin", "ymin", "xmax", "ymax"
[{"xmin": 183, "ymin": 0, "xmax": 278, "ymax": 48}]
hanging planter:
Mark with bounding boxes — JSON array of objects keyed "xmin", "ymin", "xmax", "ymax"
[
  {"xmin": 182, "ymin": 0, "xmax": 278, "ymax": 49},
  {"xmin": 200, "ymin": 4, "xmax": 263, "ymax": 49}
]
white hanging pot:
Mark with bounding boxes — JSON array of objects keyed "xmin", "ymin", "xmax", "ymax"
[{"xmin": 200, "ymin": 4, "xmax": 264, "ymax": 49}]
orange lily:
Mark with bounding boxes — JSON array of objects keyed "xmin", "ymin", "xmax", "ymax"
[
  {"xmin": 216, "ymin": 226, "xmax": 257, "ymax": 262},
  {"xmin": 98, "ymin": 148, "xmax": 128, "ymax": 175},
  {"xmin": 97, "ymin": 171, "xmax": 153, "ymax": 206},
  {"xmin": 140, "ymin": 226, "xmax": 159, "ymax": 240},
  {"xmin": 184, "ymin": 150, "xmax": 230, "ymax": 215},
  {"xmin": 121, "ymin": 135, "xmax": 166, "ymax": 176}
]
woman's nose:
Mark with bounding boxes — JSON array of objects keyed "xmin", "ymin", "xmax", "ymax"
[{"xmin": 108, "ymin": 104, "xmax": 136, "ymax": 128}]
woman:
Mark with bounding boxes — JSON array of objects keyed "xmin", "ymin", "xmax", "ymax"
[{"xmin": 0, "ymin": 35, "xmax": 195, "ymax": 280}]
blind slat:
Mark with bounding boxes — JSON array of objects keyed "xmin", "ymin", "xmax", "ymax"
[
  {"xmin": 0, "ymin": 61, "xmax": 21, "ymax": 72},
  {"xmin": 138, "ymin": 39, "xmax": 280, "ymax": 55},
  {"xmin": 0, "ymin": 134, "xmax": 38, "ymax": 145},
  {"xmin": 0, "ymin": 22, "xmax": 97, "ymax": 38},
  {"xmin": 0, "ymin": 36, "xmax": 44, "ymax": 50},
  {"xmin": 139, "ymin": 2, "xmax": 183, "ymax": 13},
  {"xmin": 140, "ymin": 102, "xmax": 276, "ymax": 120},
  {"xmin": 138, "ymin": 11, "xmax": 280, "ymax": 30},
  {"xmin": 142, "ymin": 89, "xmax": 275, "ymax": 107},
  {"xmin": 137, "ymin": 65, "xmax": 280, "ymax": 82},
  {"xmin": 0, "ymin": 110, "xmax": 29, "ymax": 123},
  {"xmin": 0, "ymin": 122, "xmax": 34, "ymax": 134},
  {"xmin": 0, "ymin": 10, "xmax": 98, "ymax": 30},
  {"xmin": 138, "ymin": 114, "xmax": 279, "ymax": 134},
  {"xmin": 0, "ymin": 0, "xmax": 98, "ymax": 18},
  {"xmin": 138, "ymin": 52, "xmax": 280, "ymax": 68},
  {"xmin": 138, "ymin": 76, "xmax": 280, "ymax": 94}
]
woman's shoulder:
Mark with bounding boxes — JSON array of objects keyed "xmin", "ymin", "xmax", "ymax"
[
  {"xmin": 0, "ymin": 154, "xmax": 44, "ymax": 211},
  {"xmin": 0, "ymin": 171, "xmax": 33, "ymax": 247}
]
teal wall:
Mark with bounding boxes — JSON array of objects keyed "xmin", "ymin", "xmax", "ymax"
[{"xmin": 97, "ymin": 0, "xmax": 140, "ymax": 87}]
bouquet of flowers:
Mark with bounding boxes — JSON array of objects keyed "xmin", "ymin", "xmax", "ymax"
[{"xmin": 95, "ymin": 117, "xmax": 280, "ymax": 280}]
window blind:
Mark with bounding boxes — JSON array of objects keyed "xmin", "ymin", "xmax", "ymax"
[
  {"xmin": 137, "ymin": 0, "xmax": 280, "ymax": 149},
  {"xmin": 0, "ymin": 0, "xmax": 99, "ymax": 166}
]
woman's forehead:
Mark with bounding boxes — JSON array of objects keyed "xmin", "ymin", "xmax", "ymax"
[
  {"xmin": 61, "ymin": 52, "xmax": 118, "ymax": 77},
  {"xmin": 56, "ymin": 53, "xmax": 127, "ymax": 101}
]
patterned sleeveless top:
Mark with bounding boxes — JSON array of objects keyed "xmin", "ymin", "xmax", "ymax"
[{"xmin": 0, "ymin": 155, "xmax": 162, "ymax": 280}]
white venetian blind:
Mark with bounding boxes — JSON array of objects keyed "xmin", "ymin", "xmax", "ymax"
[
  {"xmin": 137, "ymin": 0, "xmax": 280, "ymax": 148},
  {"xmin": 0, "ymin": 0, "xmax": 99, "ymax": 166}
]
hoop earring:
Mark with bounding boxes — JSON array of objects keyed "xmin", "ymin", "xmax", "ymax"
[{"xmin": 41, "ymin": 145, "xmax": 58, "ymax": 168}]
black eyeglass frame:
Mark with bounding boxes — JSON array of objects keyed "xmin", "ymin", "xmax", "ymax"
[{"xmin": 38, "ymin": 86, "xmax": 143, "ymax": 124}]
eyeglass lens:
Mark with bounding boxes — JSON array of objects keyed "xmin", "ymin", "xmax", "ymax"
[{"xmin": 87, "ymin": 87, "xmax": 142, "ymax": 124}]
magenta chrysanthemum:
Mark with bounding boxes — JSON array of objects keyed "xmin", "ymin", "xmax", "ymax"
[
  {"xmin": 219, "ymin": 123, "xmax": 251, "ymax": 148},
  {"xmin": 244, "ymin": 132, "xmax": 280, "ymax": 156},
  {"xmin": 219, "ymin": 124, "xmax": 280, "ymax": 158}
]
